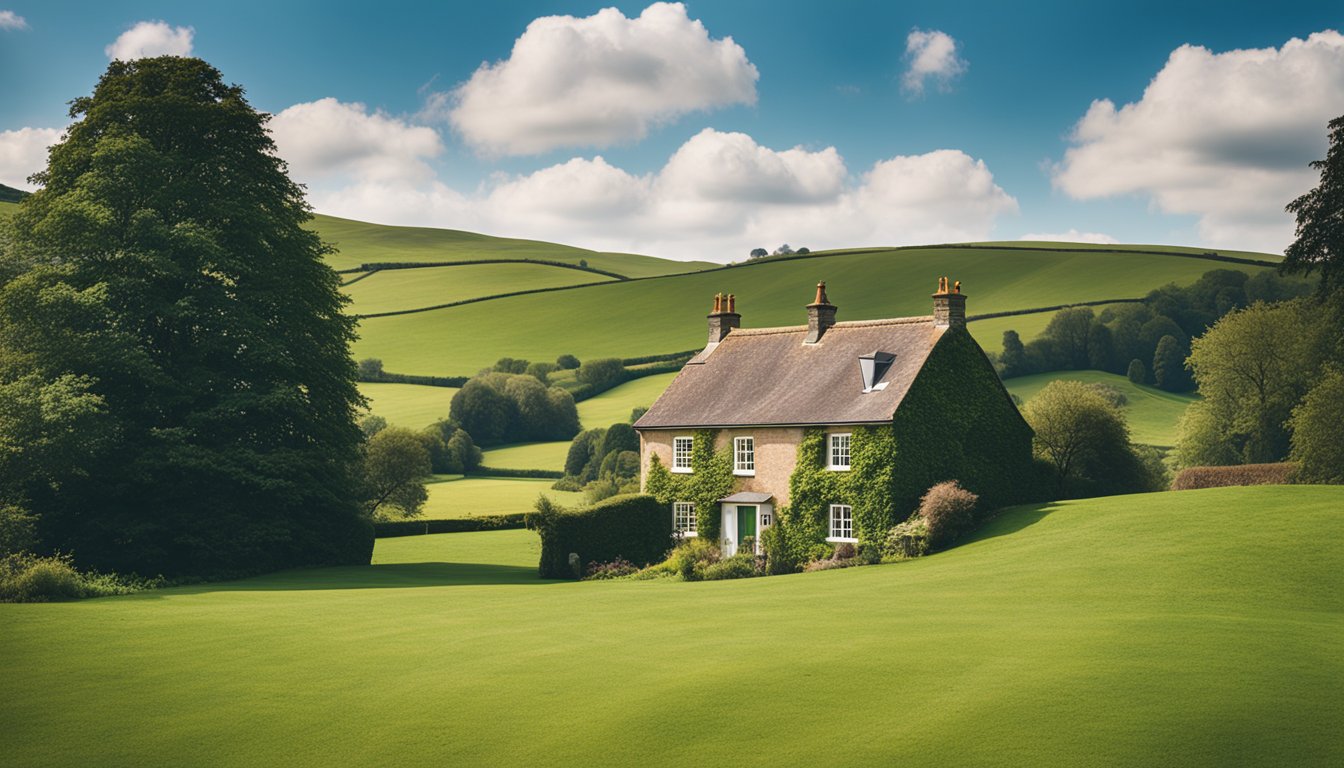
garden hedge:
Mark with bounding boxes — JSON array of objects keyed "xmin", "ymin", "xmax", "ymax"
[
  {"xmin": 468, "ymin": 466, "xmax": 565, "ymax": 480},
  {"xmin": 527, "ymin": 494, "xmax": 672, "ymax": 579},
  {"xmin": 1172, "ymin": 463, "xmax": 1298, "ymax": 490},
  {"xmin": 373, "ymin": 514, "xmax": 527, "ymax": 538}
]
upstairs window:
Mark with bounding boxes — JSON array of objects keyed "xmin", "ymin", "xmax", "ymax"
[
  {"xmin": 673, "ymin": 502, "xmax": 697, "ymax": 535},
  {"xmin": 828, "ymin": 504, "xmax": 854, "ymax": 541},
  {"xmin": 828, "ymin": 433, "xmax": 851, "ymax": 471},
  {"xmin": 733, "ymin": 436, "xmax": 755, "ymax": 476},
  {"xmin": 672, "ymin": 436, "xmax": 693, "ymax": 473}
]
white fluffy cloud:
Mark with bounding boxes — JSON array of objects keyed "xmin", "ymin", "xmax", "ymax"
[
  {"xmin": 105, "ymin": 20, "xmax": 193, "ymax": 61},
  {"xmin": 0, "ymin": 10, "xmax": 28, "ymax": 30},
  {"xmin": 0, "ymin": 126, "xmax": 63, "ymax": 189},
  {"xmin": 1053, "ymin": 30, "xmax": 1344, "ymax": 253},
  {"xmin": 269, "ymin": 98, "xmax": 444, "ymax": 185},
  {"xmin": 306, "ymin": 125, "xmax": 1017, "ymax": 260},
  {"xmin": 902, "ymin": 29, "xmax": 967, "ymax": 95},
  {"xmin": 1019, "ymin": 230, "xmax": 1119, "ymax": 245},
  {"xmin": 436, "ymin": 2, "xmax": 758, "ymax": 155}
]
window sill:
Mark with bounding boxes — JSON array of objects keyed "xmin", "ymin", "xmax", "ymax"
[
  {"xmin": 826, "ymin": 466, "xmax": 851, "ymax": 472},
  {"xmin": 825, "ymin": 537, "xmax": 858, "ymax": 544},
  {"xmin": 677, "ymin": 531, "xmax": 698, "ymax": 538},
  {"xmin": 732, "ymin": 470, "xmax": 755, "ymax": 477},
  {"xmin": 670, "ymin": 467, "xmax": 693, "ymax": 474}
]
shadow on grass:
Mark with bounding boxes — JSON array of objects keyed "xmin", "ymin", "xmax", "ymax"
[
  {"xmin": 150, "ymin": 561, "xmax": 559, "ymax": 596},
  {"xmin": 965, "ymin": 501, "xmax": 1062, "ymax": 545}
]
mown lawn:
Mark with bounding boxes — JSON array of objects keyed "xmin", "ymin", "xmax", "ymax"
[
  {"xmin": 1005, "ymin": 369, "xmax": 1197, "ymax": 446},
  {"xmin": 352, "ymin": 246, "xmax": 1278, "ymax": 376},
  {"xmin": 3, "ymin": 486, "xmax": 1340, "ymax": 766}
]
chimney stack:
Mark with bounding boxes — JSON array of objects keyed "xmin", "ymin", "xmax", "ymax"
[
  {"xmin": 707, "ymin": 292, "xmax": 741, "ymax": 345},
  {"xmin": 805, "ymin": 282, "xmax": 837, "ymax": 344},
  {"xmin": 932, "ymin": 277, "xmax": 966, "ymax": 329}
]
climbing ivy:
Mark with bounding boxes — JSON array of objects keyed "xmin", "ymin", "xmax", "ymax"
[{"xmin": 644, "ymin": 429, "xmax": 734, "ymax": 542}]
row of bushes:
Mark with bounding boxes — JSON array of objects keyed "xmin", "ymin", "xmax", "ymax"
[
  {"xmin": 528, "ymin": 495, "xmax": 671, "ymax": 579},
  {"xmin": 1171, "ymin": 463, "xmax": 1299, "ymax": 490},
  {"xmin": 345, "ymin": 259, "xmax": 630, "ymax": 281},
  {"xmin": 1, "ymin": 553, "xmax": 159, "ymax": 603},
  {"xmin": 469, "ymin": 466, "xmax": 564, "ymax": 480},
  {"xmin": 356, "ymin": 359, "xmax": 467, "ymax": 388},
  {"xmin": 373, "ymin": 514, "xmax": 527, "ymax": 538}
]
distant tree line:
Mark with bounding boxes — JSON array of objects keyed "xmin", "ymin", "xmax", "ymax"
[{"xmin": 996, "ymin": 268, "xmax": 1310, "ymax": 391}]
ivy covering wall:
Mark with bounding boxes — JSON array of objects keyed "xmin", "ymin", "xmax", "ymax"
[
  {"xmin": 644, "ymin": 428, "xmax": 733, "ymax": 542},
  {"xmin": 771, "ymin": 327, "xmax": 1038, "ymax": 566}
]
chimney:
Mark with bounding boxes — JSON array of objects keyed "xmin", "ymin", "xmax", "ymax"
[
  {"xmin": 805, "ymin": 282, "xmax": 837, "ymax": 344},
  {"xmin": 932, "ymin": 277, "xmax": 966, "ymax": 329},
  {"xmin": 707, "ymin": 292, "xmax": 740, "ymax": 345}
]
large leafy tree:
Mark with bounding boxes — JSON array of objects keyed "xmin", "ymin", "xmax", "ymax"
[
  {"xmin": 1284, "ymin": 114, "xmax": 1344, "ymax": 306},
  {"xmin": 0, "ymin": 57, "xmax": 371, "ymax": 577}
]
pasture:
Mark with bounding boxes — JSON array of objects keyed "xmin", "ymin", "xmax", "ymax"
[
  {"xmin": 421, "ymin": 475, "xmax": 581, "ymax": 518},
  {"xmin": 478, "ymin": 442, "xmax": 571, "ymax": 472},
  {"xmin": 3, "ymin": 485, "xmax": 1339, "ymax": 766},
  {"xmin": 1004, "ymin": 370, "xmax": 1198, "ymax": 446},
  {"xmin": 342, "ymin": 262, "xmax": 616, "ymax": 315},
  {"xmin": 357, "ymin": 382, "xmax": 459, "ymax": 429}
]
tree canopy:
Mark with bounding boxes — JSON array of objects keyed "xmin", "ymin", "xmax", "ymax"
[
  {"xmin": 0, "ymin": 57, "xmax": 371, "ymax": 577},
  {"xmin": 1283, "ymin": 114, "xmax": 1344, "ymax": 304}
]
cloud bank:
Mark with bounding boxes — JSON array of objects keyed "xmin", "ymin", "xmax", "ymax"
[
  {"xmin": 1052, "ymin": 30, "xmax": 1344, "ymax": 253},
  {"xmin": 434, "ymin": 2, "xmax": 758, "ymax": 156},
  {"xmin": 105, "ymin": 20, "xmax": 194, "ymax": 61},
  {"xmin": 0, "ymin": 10, "xmax": 28, "ymax": 31}
]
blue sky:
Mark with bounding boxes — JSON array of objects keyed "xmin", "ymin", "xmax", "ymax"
[{"xmin": 1, "ymin": 1, "xmax": 1340, "ymax": 260}]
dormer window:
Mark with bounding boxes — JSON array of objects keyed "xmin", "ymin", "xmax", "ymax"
[
  {"xmin": 672, "ymin": 436, "xmax": 693, "ymax": 473},
  {"xmin": 859, "ymin": 351, "xmax": 894, "ymax": 393},
  {"xmin": 828, "ymin": 433, "xmax": 851, "ymax": 471}
]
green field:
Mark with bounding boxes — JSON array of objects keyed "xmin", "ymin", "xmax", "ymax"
[
  {"xmin": 1004, "ymin": 369, "xmax": 1198, "ymax": 447},
  {"xmin": 576, "ymin": 372, "xmax": 679, "ymax": 429},
  {"xmin": 421, "ymin": 475, "xmax": 580, "ymax": 518},
  {"xmin": 342, "ymin": 262, "xmax": 616, "ymax": 315},
  {"xmin": 478, "ymin": 442, "xmax": 571, "ymax": 472},
  {"xmin": 357, "ymin": 382, "xmax": 458, "ymax": 429},
  {"xmin": 351, "ymin": 246, "xmax": 1278, "ymax": 376},
  {"xmin": 4, "ymin": 485, "xmax": 1340, "ymax": 766},
  {"xmin": 968, "ymin": 302, "xmax": 1136, "ymax": 354},
  {"xmin": 312, "ymin": 213, "xmax": 714, "ymax": 276}
]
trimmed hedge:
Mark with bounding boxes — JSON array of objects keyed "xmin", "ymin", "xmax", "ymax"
[
  {"xmin": 1172, "ymin": 463, "xmax": 1299, "ymax": 491},
  {"xmin": 373, "ymin": 514, "xmax": 527, "ymax": 538},
  {"xmin": 469, "ymin": 466, "xmax": 565, "ymax": 479},
  {"xmin": 357, "ymin": 370, "xmax": 468, "ymax": 388},
  {"xmin": 527, "ymin": 494, "xmax": 673, "ymax": 579},
  {"xmin": 621, "ymin": 350, "xmax": 699, "ymax": 366}
]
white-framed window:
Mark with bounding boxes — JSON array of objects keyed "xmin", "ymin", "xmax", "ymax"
[
  {"xmin": 828, "ymin": 433, "xmax": 851, "ymax": 471},
  {"xmin": 673, "ymin": 502, "xmax": 697, "ymax": 536},
  {"xmin": 672, "ymin": 436, "xmax": 693, "ymax": 473},
  {"xmin": 733, "ymin": 436, "xmax": 755, "ymax": 476},
  {"xmin": 828, "ymin": 504, "xmax": 854, "ymax": 542}
]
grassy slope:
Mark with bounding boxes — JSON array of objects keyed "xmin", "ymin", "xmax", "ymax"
[
  {"xmin": 353, "ymin": 247, "xmax": 1277, "ymax": 375},
  {"xmin": 421, "ymin": 475, "xmax": 580, "ymax": 518},
  {"xmin": 312, "ymin": 213, "xmax": 714, "ymax": 276},
  {"xmin": 576, "ymin": 372, "xmax": 679, "ymax": 429},
  {"xmin": 342, "ymin": 262, "xmax": 616, "ymax": 315},
  {"xmin": 478, "ymin": 442, "xmax": 571, "ymax": 472},
  {"xmin": 1005, "ymin": 370, "xmax": 1197, "ymax": 446},
  {"xmin": 3, "ymin": 486, "xmax": 1340, "ymax": 766},
  {"xmin": 357, "ymin": 383, "xmax": 458, "ymax": 429}
]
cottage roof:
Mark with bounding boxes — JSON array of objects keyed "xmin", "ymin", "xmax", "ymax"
[{"xmin": 634, "ymin": 316, "xmax": 947, "ymax": 429}]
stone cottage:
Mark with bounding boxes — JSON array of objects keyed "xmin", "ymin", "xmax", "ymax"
[{"xmin": 634, "ymin": 279, "xmax": 1035, "ymax": 556}]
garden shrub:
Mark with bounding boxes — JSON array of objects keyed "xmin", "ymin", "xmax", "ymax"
[
  {"xmin": 584, "ymin": 558, "xmax": 638, "ymax": 580},
  {"xmin": 882, "ymin": 517, "xmax": 930, "ymax": 560},
  {"xmin": 919, "ymin": 481, "xmax": 978, "ymax": 549},
  {"xmin": 372, "ymin": 513, "xmax": 527, "ymax": 538},
  {"xmin": 0, "ymin": 505, "xmax": 38, "ymax": 556},
  {"xmin": 696, "ymin": 552, "xmax": 762, "ymax": 581},
  {"xmin": 0, "ymin": 553, "xmax": 154, "ymax": 602},
  {"xmin": 528, "ymin": 494, "xmax": 672, "ymax": 579},
  {"xmin": 550, "ymin": 477, "xmax": 583, "ymax": 492},
  {"xmin": 1171, "ymin": 463, "xmax": 1299, "ymax": 491}
]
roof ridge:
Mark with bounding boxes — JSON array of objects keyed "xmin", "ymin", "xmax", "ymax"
[{"xmin": 727, "ymin": 314, "xmax": 933, "ymax": 337}]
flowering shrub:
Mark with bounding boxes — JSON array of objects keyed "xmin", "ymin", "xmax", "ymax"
[
  {"xmin": 918, "ymin": 481, "xmax": 978, "ymax": 548},
  {"xmin": 583, "ymin": 558, "xmax": 638, "ymax": 580},
  {"xmin": 883, "ymin": 517, "xmax": 930, "ymax": 560}
]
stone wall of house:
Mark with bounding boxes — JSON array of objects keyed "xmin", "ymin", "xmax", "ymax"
[{"xmin": 640, "ymin": 427, "xmax": 805, "ymax": 507}]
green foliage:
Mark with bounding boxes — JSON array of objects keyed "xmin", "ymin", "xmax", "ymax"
[
  {"xmin": 1171, "ymin": 463, "xmax": 1298, "ymax": 491},
  {"xmin": 918, "ymin": 481, "xmax": 979, "ymax": 549},
  {"xmin": 527, "ymin": 494, "xmax": 672, "ymax": 579},
  {"xmin": 1024, "ymin": 379, "xmax": 1156, "ymax": 497},
  {"xmin": 0, "ymin": 504, "xmax": 37, "ymax": 556},
  {"xmin": 629, "ymin": 406, "xmax": 648, "ymax": 423},
  {"xmin": 1184, "ymin": 300, "xmax": 1331, "ymax": 464},
  {"xmin": 882, "ymin": 517, "xmax": 930, "ymax": 560},
  {"xmin": 555, "ymin": 354, "xmax": 580, "ymax": 370},
  {"xmin": 1289, "ymin": 368, "xmax": 1344, "ymax": 483},
  {"xmin": 419, "ymin": 419, "xmax": 481, "ymax": 474},
  {"xmin": 358, "ymin": 358, "xmax": 385, "ymax": 380},
  {"xmin": 361, "ymin": 427, "xmax": 431, "ymax": 519},
  {"xmin": 0, "ymin": 57, "xmax": 371, "ymax": 578},
  {"xmin": 564, "ymin": 428, "xmax": 604, "ymax": 477},
  {"xmin": 449, "ymin": 372, "xmax": 580, "ymax": 446},
  {"xmin": 371, "ymin": 513, "xmax": 527, "ymax": 538},
  {"xmin": 0, "ymin": 552, "xmax": 156, "ymax": 602},
  {"xmin": 1173, "ymin": 401, "xmax": 1241, "ymax": 468},
  {"xmin": 525, "ymin": 361, "xmax": 555, "ymax": 384},
  {"xmin": 599, "ymin": 422, "xmax": 639, "ymax": 457},
  {"xmin": 1152, "ymin": 334, "xmax": 1192, "ymax": 391},
  {"xmin": 1126, "ymin": 358, "xmax": 1147, "ymax": 385},
  {"xmin": 643, "ymin": 430, "xmax": 734, "ymax": 542},
  {"xmin": 359, "ymin": 414, "xmax": 388, "ymax": 438},
  {"xmin": 575, "ymin": 357, "xmax": 626, "ymax": 393},
  {"xmin": 1283, "ymin": 113, "xmax": 1344, "ymax": 303},
  {"xmin": 1000, "ymin": 329, "xmax": 1027, "ymax": 377}
]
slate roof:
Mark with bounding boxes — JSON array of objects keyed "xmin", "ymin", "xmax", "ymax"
[{"xmin": 634, "ymin": 316, "xmax": 947, "ymax": 429}]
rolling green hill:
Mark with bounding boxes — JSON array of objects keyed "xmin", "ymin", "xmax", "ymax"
[
  {"xmin": 1004, "ymin": 370, "xmax": 1198, "ymax": 446},
  {"xmin": 4, "ymin": 485, "xmax": 1339, "ymax": 766},
  {"xmin": 348, "ymin": 245, "xmax": 1279, "ymax": 376}
]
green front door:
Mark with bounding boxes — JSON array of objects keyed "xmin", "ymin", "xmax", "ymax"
[{"xmin": 737, "ymin": 505, "xmax": 757, "ymax": 550}]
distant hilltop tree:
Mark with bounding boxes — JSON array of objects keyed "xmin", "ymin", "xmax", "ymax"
[
  {"xmin": 773, "ymin": 244, "xmax": 795, "ymax": 256},
  {"xmin": 796, "ymin": 247, "xmax": 810, "ymax": 255},
  {"xmin": 749, "ymin": 248, "xmax": 768, "ymax": 259}
]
